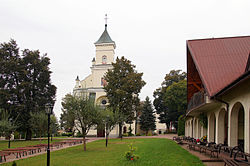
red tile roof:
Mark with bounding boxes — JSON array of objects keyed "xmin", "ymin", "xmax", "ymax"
[{"xmin": 187, "ymin": 36, "xmax": 250, "ymax": 97}]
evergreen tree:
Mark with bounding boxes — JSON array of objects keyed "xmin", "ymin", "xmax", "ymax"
[
  {"xmin": 139, "ymin": 96, "xmax": 156, "ymax": 135},
  {"xmin": 104, "ymin": 56, "xmax": 146, "ymax": 138}
]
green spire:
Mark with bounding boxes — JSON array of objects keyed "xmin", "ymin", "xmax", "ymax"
[
  {"xmin": 95, "ymin": 14, "xmax": 115, "ymax": 46},
  {"xmin": 94, "ymin": 25, "xmax": 115, "ymax": 45}
]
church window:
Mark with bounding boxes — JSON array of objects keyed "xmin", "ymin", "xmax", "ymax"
[
  {"xmin": 102, "ymin": 55, "xmax": 107, "ymax": 64},
  {"xmin": 89, "ymin": 93, "xmax": 96, "ymax": 101},
  {"xmin": 101, "ymin": 77, "xmax": 107, "ymax": 86}
]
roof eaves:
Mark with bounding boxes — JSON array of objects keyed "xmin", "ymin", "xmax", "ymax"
[{"xmin": 186, "ymin": 41, "xmax": 212, "ymax": 97}]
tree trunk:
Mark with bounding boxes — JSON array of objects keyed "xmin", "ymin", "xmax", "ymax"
[
  {"xmin": 8, "ymin": 137, "xmax": 10, "ymax": 148},
  {"xmin": 26, "ymin": 128, "xmax": 32, "ymax": 140},
  {"xmin": 165, "ymin": 123, "xmax": 169, "ymax": 133},
  {"xmin": 83, "ymin": 135, "xmax": 86, "ymax": 151},
  {"xmin": 106, "ymin": 134, "xmax": 109, "ymax": 147},
  {"xmin": 119, "ymin": 123, "xmax": 123, "ymax": 140},
  {"xmin": 135, "ymin": 119, "xmax": 138, "ymax": 135},
  {"xmin": 146, "ymin": 130, "xmax": 148, "ymax": 136}
]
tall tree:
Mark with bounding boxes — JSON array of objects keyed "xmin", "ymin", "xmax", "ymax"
[
  {"xmin": 139, "ymin": 97, "xmax": 156, "ymax": 135},
  {"xmin": 103, "ymin": 56, "xmax": 146, "ymax": 138},
  {"xmin": 153, "ymin": 70, "xmax": 186, "ymax": 130},
  {"xmin": 61, "ymin": 94, "xmax": 100, "ymax": 151},
  {"xmin": 0, "ymin": 40, "xmax": 57, "ymax": 140},
  {"xmin": 164, "ymin": 80, "xmax": 187, "ymax": 130}
]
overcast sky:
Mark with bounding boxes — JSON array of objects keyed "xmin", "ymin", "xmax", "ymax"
[{"xmin": 1, "ymin": 0, "xmax": 250, "ymax": 118}]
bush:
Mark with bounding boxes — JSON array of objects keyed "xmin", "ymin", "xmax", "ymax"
[
  {"xmin": 12, "ymin": 161, "xmax": 17, "ymax": 166},
  {"xmin": 128, "ymin": 133, "xmax": 134, "ymax": 136},
  {"xmin": 146, "ymin": 132, "xmax": 152, "ymax": 136},
  {"xmin": 14, "ymin": 131, "xmax": 20, "ymax": 139},
  {"xmin": 177, "ymin": 115, "xmax": 185, "ymax": 136},
  {"xmin": 122, "ymin": 133, "xmax": 128, "ymax": 137},
  {"xmin": 136, "ymin": 133, "xmax": 141, "ymax": 136},
  {"xmin": 124, "ymin": 143, "xmax": 139, "ymax": 161},
  {"xmin": 61, "ymin": 132, "xmax": 72, "ymax": 137},
  {"xmin": 76, "ymin": 132, "xmax": 83, "ymax": 137}
]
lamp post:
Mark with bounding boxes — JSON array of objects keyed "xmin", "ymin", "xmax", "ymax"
[{"xmin": 45, "ymin": 103, "xmax": 53, "ymax": 166}]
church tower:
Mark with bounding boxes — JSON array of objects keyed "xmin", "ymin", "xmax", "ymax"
[{"xmin": 73, "ymin": 15, "xmax": 115, "ymax": 108}]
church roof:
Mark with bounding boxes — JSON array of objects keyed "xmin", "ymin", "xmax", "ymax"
[
  {"xmin": 95, "ymin": 25, "xmax": 115, "ymax": 45},
  {"xmin": 187, "ymin": 36, "xmax": 250, "ymax": 97}
]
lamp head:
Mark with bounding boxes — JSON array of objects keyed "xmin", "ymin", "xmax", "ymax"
[{"xmin": 45, "ymin": 103, "xmax": 54, "ymax": 114}]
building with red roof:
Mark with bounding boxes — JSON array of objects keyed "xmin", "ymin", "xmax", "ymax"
[{"xmin": 185, "ymin": 36, "xmax": 250, "ymax": 153}]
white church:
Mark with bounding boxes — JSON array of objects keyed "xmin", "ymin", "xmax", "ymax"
[{"xmin": 73, "ymin": 18, "xmax": 165, "ymax": 137}]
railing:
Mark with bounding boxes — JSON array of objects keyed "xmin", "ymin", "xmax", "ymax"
[{"xmin": 187, "ymin": 91, "xmax": 206, "ymax": 112}]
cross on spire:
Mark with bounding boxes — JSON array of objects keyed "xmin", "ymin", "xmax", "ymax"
[{"xmin": 104, "ymin": 14, "xmax": 108, "ymax": 28}]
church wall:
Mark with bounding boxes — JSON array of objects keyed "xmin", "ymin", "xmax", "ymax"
[{"xmin": 95, "ymin": 45, "xmax": 114, "ymax": 65}]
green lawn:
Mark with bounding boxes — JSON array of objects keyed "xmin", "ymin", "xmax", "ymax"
[
  {"xmin": 2, "ymin": 138, "xmax": 204, "ymax": 166},
  {"xmin": 0, "ymin": 139, "xmax": 64, "ymax": 151}
]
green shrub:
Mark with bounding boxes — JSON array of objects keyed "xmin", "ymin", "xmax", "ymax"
[
  {"xmin": 124, "ymin": 143, "xmax": 139, "ymax": 161},
  {"xmin": 122, "ymin": 133, "xmax": 128, "ymax": 137},
  {"xmin": 76, "ymin": 132, "xmax": 83, "ymax": 137},
  {"xmin": 62, "ymin": 132, "xmax": 72, "ymax": 137},
  {"xmin": 146, "ymin": 132, "xmax": 152, "ymax": 136},
  {"xmin": 12, "ymin": 161, "xmax": 17, "ymax": 166},
  {"xmin": 177, "ymin": 115, "xmax": 185, "ymax": 136},
  {"xmin": 136, "ymin": 133, "xmax": 141, "ymax": 136},
  {"xmin": 14, "ymin": 131, "xmax": 20, "ymax": 139}
]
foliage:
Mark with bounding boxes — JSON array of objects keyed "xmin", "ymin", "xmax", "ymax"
[
  {"xmin": 100, "ymin": 108, "xmax": 119, "ymax": 147},
  {"xmin": 61, "ymin": 132, "xmax": 73, "ymax": 137},
  {"xmin": 125, "ymin": 143, "xmax": 139, "ymax": 161},
  {"xmin": 139, "ymin": 97, "xmax": 156, "ymax": 135},
  {"xmin": 103, "ymin": 56, "xmax": 146, "ymax": 138},
  {"xmin": 199, "ymin": 113, "xmax": 208, "ymax": 128},
  {"xmin": 61, "ymin": 93, "xmax": 101, "ymax": 151},
  {"xmin": 0, "ymin": 39, "xmax": 56, "ymax": 140},
  {"xmin": 153, "ymin": 70, "xmax": 187, "ymax": 130},
  {"xmin": 30, "ymin": 112, "xmax": 47, "ymax": 139},
  {"xmin": 50, "ymin": 115, "xmax": 59, "ymax": 136},
  {"xmin": 0, "ymin": 109, "xmax": 19, "ymax": 148},
  {"xmin": 177, "ymin": 115, "xmax": 185, "ymax": 136}
]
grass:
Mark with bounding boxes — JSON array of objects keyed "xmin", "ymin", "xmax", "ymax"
[
  {"xmin": 2, "ymin": 138, "xmax": 204, "ymax": 166},
  {"xmin": 0, "ymin": 139, "xmax": 64, "ymax": 151}
]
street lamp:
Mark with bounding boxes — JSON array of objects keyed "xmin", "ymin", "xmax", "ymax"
[{"xmin": 45, "ymin": 103, "xmax": 54, "ymax": 166}]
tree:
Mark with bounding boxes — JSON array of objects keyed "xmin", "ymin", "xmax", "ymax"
[
  {"xmin": 0, "ymin": 40, "xmax": 57, "ymax": 140},
  {"xmin": 61, "ymin": 94, "xmax": 100, "ymax": 151},
  {"xmin": 30, "ymin": 112, "xmax": 47, "ymax": 143},
  {"xmin": 153, "ymin": 70, "xmax": 186, "ymax": 131},
  {"xmin": 0, "ymin": 109, "xmax": 18, "ymax": 148},
  {"xmin": 104, "ymin": 56, "xmax": 146, "ymax": 138},
  {"xmin": 164, "ymin": 80, "xmax": 187, "ymax": 130},
  {"xmin": 100, "ymin": 108, "xmax": 119, "ymax": 147},
  {"xmin": 139, "ymin": 97, "xmax": 156, "ymax": 135},
  {"xmin": 50, "ymin": 115, "xmax": 59, "ymax": 141}
]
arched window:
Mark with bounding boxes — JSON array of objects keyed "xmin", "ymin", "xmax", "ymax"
[{"xmin": 102, "ymin": 55, "xmax": 107, "ymax": 64}]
